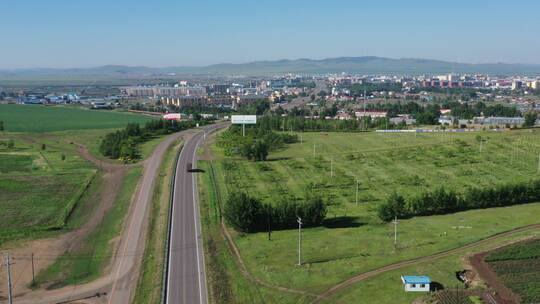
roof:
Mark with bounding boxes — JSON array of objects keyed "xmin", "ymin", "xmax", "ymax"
[{"xmin": 401, "ymin": 276, "xmax": 431, "ymax": 284}]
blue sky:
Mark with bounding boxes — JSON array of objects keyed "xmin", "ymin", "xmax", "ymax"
[{"xmin": 1, "ymin": 0, "xmax": 539, "ymax": 68}]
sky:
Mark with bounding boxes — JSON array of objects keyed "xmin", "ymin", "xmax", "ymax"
[{"xmin": 1, "ymin": 0, "xmax": 539, "ymax": 68}]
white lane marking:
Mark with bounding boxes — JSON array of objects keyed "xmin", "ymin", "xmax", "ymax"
[{"xmin": 191, "ymin": 132, "xmax": 205, "ymax": 304}]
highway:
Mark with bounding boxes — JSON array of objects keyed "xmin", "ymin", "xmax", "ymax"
[{"xmin": 165, "ymin": 124, "xmax": 224, "ymax": 304}]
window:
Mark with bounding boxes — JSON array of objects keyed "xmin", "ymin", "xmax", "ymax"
[
  {"xmin": 420, "ymin": 284, "xmax": 425, "ymax": 288},
  {"xmin": 411, "ymin": 284, "xmax": 416, "ymax": 288}
]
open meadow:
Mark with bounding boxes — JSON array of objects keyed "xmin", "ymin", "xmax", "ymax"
[{"xmin": 206, "ymin": 129, "xmax": 540, "ymax": 301}]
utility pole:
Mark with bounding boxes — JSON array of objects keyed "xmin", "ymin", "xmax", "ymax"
[
  {"xmin": 330, "ymin": 156, "xmax": 333, "ymax": 178},
  {"xmin": 313, "ymin": 143, "xmax": 316, "ymax": 157},
  {"xmin": 479, "ymin": 140, "xmax": 483, "ymax": 153},
  {"xmin": 297, "ymin": 217, "xmax": 303, "ymax": 266},
  {"xmin": 355, "ymin": 180, "xmax": 359, "ymax": 206},
  {"xmin": 31, "ymin": 252, "xmax": 35, "ymax": 287},
  {"xmin": 392, "ymin": 216, "xmax": 398, "ymax": 248},
  {"xmin": 242, "ymin": 123, "xmax": 245, "ymax": 137},
  {"xmin": 537, "ymin": 154, "xmax": 540, "ymax": 174},
  {"xmin": 4, "ymin": 253, "xmax": 13, "ymax": 304}
]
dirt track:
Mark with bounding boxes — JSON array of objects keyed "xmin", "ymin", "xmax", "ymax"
[{"xmin": 470, "ymin": 251, "xmax": 521, "ymax": 304}]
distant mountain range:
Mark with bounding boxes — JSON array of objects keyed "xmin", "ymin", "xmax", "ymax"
[{"xmin": 2, "ymin": 57, "xmax": 540, "ymax": 79}]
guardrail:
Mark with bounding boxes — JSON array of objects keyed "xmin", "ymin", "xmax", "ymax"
[{"xmin": 161, "ymin": 141, "xmax": 183, "ymax": 304}]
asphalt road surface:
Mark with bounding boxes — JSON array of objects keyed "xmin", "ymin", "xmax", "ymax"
[{"xmin": 165, "ymin": 124, "xmax": 224, "ymax": 304}]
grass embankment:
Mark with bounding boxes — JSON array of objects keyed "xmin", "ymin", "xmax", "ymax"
[
  {"xmin": 133, "ymin": 140, "xmax": 181, "ymax": 303},
  {"xmin": 0, "ymin": 104, "xmax": 155, "ymax": 132},
  {"xmin": 209, "ymin": 130, "xmax": 540, "ymax": 297},
  {"xmin": 0, "ymin": 136, "xmax": 96, "ymax": 246},
  {"xmin": 198, "ymin": 157, "xmax": 313, "ymax": 304},
  {"xmin": 34, "ymin": 167, "xmax": 142, "ymax": 287}
]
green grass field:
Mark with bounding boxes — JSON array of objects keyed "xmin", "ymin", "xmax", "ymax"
[
  {"xmin": 208, "ymin": 129, "xmax": 540, "ymax": 300},
  {"xmin": 0, "ymin": 137, "xmax": 96, "ymax": 246},
  {"xmin": 0, "ymin": 104, "xmax": 155, "ymax": 132}
]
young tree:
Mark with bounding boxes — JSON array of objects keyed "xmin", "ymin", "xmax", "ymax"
[
  {"xmin": 377, "ymin": 192, "xmax": 407, "ymax": 222},
  {"xmin": 0, "ymin": 120, "xmax": 4, "ymax": 131},
  {"xmin": 524, "ymin": 111, "xmax": 538, "ymax": 127}
]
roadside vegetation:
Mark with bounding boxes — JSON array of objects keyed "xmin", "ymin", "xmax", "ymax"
[
  {"xmin": 198, "ymin": 158, "xmax": 312, "ymax": 303},
  {"xmin": 99, "ymin": 120, "xmax": 205, "ymax": 161}
]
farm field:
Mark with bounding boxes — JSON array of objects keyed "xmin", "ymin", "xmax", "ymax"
[
  {"xmin": 485, "ymin": 238, "xmax": 540, "ymax": 303},
  {"xmin": 0, "ymin": 104, "xmax": 155, "ymax": 132},
  {"xmin": 208, "ymin": 129, "xmax": 540, "ymax": 296},
  {"xmin": 0, "ymin": 135, "xmax": 96, "ymax": 246}
]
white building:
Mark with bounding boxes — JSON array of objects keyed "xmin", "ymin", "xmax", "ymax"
[{"xmin": 401, "ymin": 276, "xmax": 431, "ymax": 292}]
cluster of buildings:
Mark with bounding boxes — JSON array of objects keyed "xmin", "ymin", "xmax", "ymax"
[{"xmin": 121, "ymin": 76, "xmax": 311, "ymax": 109}]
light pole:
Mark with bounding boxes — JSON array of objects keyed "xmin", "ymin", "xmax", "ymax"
[{"xmin": 297, "ymin": 217, "xmax": 303, "ymax": 266}]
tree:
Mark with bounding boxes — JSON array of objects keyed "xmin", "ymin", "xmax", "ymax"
[
  {"xmin": 252, "ymin": 140, "xmax": 269, "ymax": 161},
  {"xmin": 377, "ymin": 192, "xmax": 407, "ymax": 222},
  {"xmin": 41, "ymin": 143, "xmax": 46, "ymax": 150},
  {"xmin": 524, "ymin": 111, "xmax": 537, "ymax": 127},
  {"xmin": 223, "ymin": 192, "xmax": 265, "ymax": 232},
  {"xmin": 0, "ymin": 120, "xmax": 4, "ymax": 131}
]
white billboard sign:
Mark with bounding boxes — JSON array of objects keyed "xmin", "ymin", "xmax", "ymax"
[{"xmin": 231, "ymin": 115, "xmax": 257, "ymax": 124}]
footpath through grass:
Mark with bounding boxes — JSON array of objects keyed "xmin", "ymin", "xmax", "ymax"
[
  {"xmin": 210, "ymin": 129, "xmax": 540, "ymax": 295},
  {"xmin": 0, "ymin": 104, "xmax": 155, "ymax": 132},
  {"xmin": 34, "ymin": 167, "xmax": 142, "ymax": 288}
]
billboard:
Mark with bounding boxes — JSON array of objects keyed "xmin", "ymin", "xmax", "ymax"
[{"xmin": 231, "ymin": 115, "xmax": 257, "ymax": 124}]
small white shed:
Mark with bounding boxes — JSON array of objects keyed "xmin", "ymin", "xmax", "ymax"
[{"xmin": 401, "ymin": 275, "xmax": 431, "ymax": 292}]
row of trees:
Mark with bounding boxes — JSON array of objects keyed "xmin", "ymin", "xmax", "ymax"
[
  {"xmin": 224, "ymin": 192, "xmax": 327, "ymax": 233},
  {"xmin": 256, "ymin": 115, "xmax": 403, "ymax": 133},
  {"xmin": 378, "ymin": 180, "xmax": 540, "ymax": 222},
  {"xmin": 99, "ymin": 120, "xmax": 204, "ymax": 161}
]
